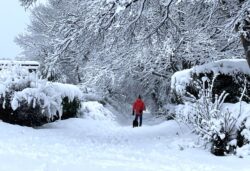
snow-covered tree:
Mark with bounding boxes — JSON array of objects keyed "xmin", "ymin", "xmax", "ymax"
[
  {"xmin": 235, "ymin": 1, "xmax": 250, "ymax": 67},
  {"xmin": 16, "ymin": 0, "xmax": 249, "ymax": 112},
  {"xmin": 19, "ymin": 0, "xmax": 37, "ymax": 8},
  {"xmin": 16, "ymin": 0, "xmax": 101, "ymax": 83}
]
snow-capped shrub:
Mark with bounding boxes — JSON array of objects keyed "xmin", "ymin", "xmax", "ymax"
[
  {"xmin": 61, "ymin": 97, "xmax": 81, "ymax": 119},
  {"xmin": 171, "ymin": 59, "xmax": 250, "ymax": 104},
  {"xmin": 0, "ymin": 67, "xmax": 82, "ymax": 127},
  {"xmin": 0, "ymin": 94, "xmax": 48, "ymax": 127},
  {"xmin": 175, "ymin": 73, "xmax": 250, "ymax": 156},
  {"xmin": 236, "ymin": 118, "xmax": 250, "ymax": 157}
]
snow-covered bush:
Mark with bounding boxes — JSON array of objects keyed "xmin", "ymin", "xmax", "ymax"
[
  {"xmin": 236, "ymin": 117, "xmax": 250, "ymax": 157},
  {"xmin": 218, "ymin": 102, "xmax": 250, "ymax": 157},
  {"xmin": 61, "ymin": 97, "xmax": 81, "ymax": 119},
  {"xmin": 0, "ymin": 67, "xmax": 82, "ymax": 127},
  {"xmin": 176, "ymin": 77, "xmax": 239, "ymax": 155},
  {"xmin": 236, "ymin": 7, "xmax": 250, "ymax": 67},
  {"xmin": 173, "ymin": 59, "xmax": 250, "ymax": 156},
  {"xmin": 171, "ymin": 59, "xmax": 250, "ymax": 104}
]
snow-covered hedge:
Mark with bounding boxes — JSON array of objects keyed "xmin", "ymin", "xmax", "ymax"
[
  {"xmin": 176, "ymin": 96, "xmax": 250, "ymax": 156},
  {"xmin": 172, "ymin": 59, "xmax": 250, "ymax": 156},
  {"xmin": 171, "ymin": 59, "xmax": 250, "ymax": 103},
  {"xmin": 0, "ymin": 67, "xmax": 82, "ymax": 127}
]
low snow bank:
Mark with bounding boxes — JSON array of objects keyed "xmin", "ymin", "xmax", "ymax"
[
  {"xmin": 0, "ymin": 118, "xmax": 249, "ymax": 171},
  {"xmin": 81, "ymin": 101, "xmax": 116, "ymax": 121}
]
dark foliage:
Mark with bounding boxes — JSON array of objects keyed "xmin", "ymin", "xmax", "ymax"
[
  {"xmin": 237, "ymin": 119, "xmax": 250, "ymax": 147},
  {"xmin": 177, "ymin": 72, "xmax": 250, "ymax": 104},
  {"xmin": 211, "ymin": 135, "xmax": 228, "ymax": 156},
  {"xmin": 0, "ymin": 93, "xmax": 48, "ymax": 127},
  {"xmin": 211, "ymin": 133, "xmax": 237, "ymax": 156},
  {"xmin": 0, "ymin": 93, "xmax": 81, "ymax": 127},
  {"xmin": 61, "ymin": 97, "xmax": 81, "ymax": 119}
]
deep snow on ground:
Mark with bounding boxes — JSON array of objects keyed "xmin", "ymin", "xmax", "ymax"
[{"xmin": 0, "ymin": 110, "xmax": 249, "ymax": 171}]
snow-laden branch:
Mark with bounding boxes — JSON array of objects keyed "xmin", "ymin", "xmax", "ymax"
[
  {"xmin": 19, "ymin": 0, "xmax": 37, "ymax": 8},
  {"xmin": 144, "ymin": 0, "xmax": 174, "ymax": 39},
  {"xmin": 125, "ymin": 0, "xmax": 146, "ymax": 31}
]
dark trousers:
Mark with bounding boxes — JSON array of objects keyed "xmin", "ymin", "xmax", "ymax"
[{"xmin": 135, "ymin": 114, "xmax": 143, "ymax": 126}]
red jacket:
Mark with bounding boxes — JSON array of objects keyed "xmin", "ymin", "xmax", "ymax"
[{"xmin": 133, "ymin": 98, "xmax": 146, "ymax": 115}]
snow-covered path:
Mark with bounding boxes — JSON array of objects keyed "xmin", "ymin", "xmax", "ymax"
[{"xmin": 0, "ymin": 111, "xmax": 249, "ymax": 171}]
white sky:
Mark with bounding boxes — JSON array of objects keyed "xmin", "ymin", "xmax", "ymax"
[{"xmin": 0, "ymin": 1, "xmax": 30, "ymax": 59}]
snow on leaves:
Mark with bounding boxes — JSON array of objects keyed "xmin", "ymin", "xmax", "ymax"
[{"xmin": 0, "ymin": 64, "xmax": 82, "ymax": 122}]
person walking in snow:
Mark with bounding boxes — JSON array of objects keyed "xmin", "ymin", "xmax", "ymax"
[{"xmin": 132, "ymin": 95, "xmax": 146, "ymax": 127}]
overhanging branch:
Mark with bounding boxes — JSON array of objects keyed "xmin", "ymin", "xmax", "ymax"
[
  {"xmin": 152, "ymin": 71, "xmax": 168, "ymax": 79},
  {"xmin": 144, "ymin": 0, "xmax": 174, "ymax": 39}
]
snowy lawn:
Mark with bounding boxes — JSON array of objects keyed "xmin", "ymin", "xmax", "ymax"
[{"xmin": 0, "ymin": 113, "xmax": 249, "ymax": 171}]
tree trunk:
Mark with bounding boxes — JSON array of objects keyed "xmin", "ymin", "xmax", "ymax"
[{"xmin": 240, "ymin": 34, "xmax": 250, "ymax": 67}]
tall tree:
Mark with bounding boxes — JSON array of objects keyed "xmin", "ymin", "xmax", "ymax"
[
  {"xmin": 16, "ymin": 0, "xmax": 248, "ymax": 111},
  {"xmin": 235, "ymin": 1, "xmax": 250, "ymax": 67}
]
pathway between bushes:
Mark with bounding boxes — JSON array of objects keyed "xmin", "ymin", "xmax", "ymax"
[{"xmin": 0, "ymin": 111, "xmax": 248, "ymax": 171}]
